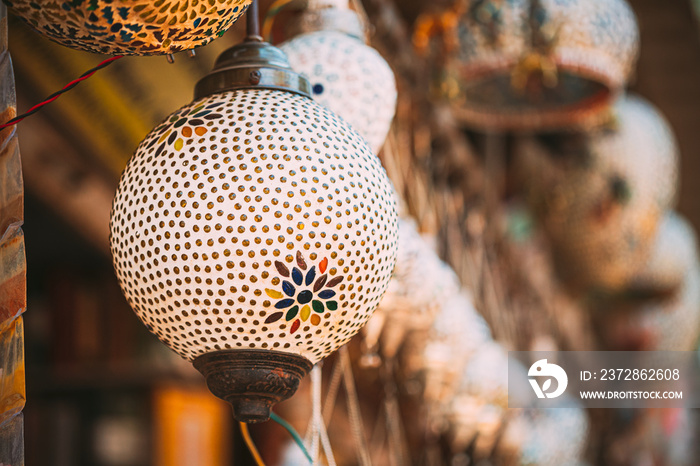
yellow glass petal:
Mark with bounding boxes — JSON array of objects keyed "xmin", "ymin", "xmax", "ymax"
[
  {"xmin": 265, "ymin": 289, "xmax": 283, "ymax": 299},
  {"xmin": 174, "ymin": 138, "xmax": 183, "ymax": 151},
  {"xmin": 300, "ymin": 305, "xmax": 311, "ymax": 322}
]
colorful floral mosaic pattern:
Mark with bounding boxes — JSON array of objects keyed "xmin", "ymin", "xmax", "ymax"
[
  {"xmin": 5, "ymin": 0, "xmax": 251, "ymax": 55},
  {"xmin": 264, "ymin": 252, "xmax": 343, "ymax": 334},
  {"xmin": 147, "ymin": 101, "xmax": 223, "ymax": 152}
]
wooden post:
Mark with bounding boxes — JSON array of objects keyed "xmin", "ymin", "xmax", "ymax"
[{"xmin": 0, "ymin": 2, "xmax": 26, "ymax": 464}]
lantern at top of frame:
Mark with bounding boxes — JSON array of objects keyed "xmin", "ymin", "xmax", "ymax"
[
  {"xmin": 279, "ymin": 0, "xmax": 398, "ymax": 155},
  {"xmin": 447, "ymin": 0, "xmax": 639, "ymax": 131},
  {"xmin": 6, "ymin": 0, "xmax": 251, "ymax": 55}
]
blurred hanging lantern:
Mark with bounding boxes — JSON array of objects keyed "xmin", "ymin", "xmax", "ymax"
[
  {"xmin": 452, "ymin": 341, "xmax": 510, "ymax": 410},
  {"xmin": 421, "ymin": 292, "xmax": 491, "ymax": 404},
  {"xmin": 447, "ymin": 0, "xmax": 639, "ymax": 130},
  {"xmin": 602, "ymin": 265, "xmax": 700, "ymax": 351},
  {"xmin": 279, "ymin": 0, "xmax": 397, "ymax": 154},
  {"xmin": 630, "ymin": 212, "xmax": 698, "ymax": 294},
  {"xmin": 520, "ymin": 95, "xmax": 678, "ymax": 291},
  {"xmin": 361, "ymin": 218, "xmax": 460, "ymax": 365},
  {"xmin": 446, "ymin": 353, "xmax": 588, "ymax": 464},
  {"xmin": 599, "ymin": 213, "xmax": 700, "ymax": 351},
  {"xmin": 499, "ymin": 404, "xmax": 589, "ymax": 465},
  {"xmin": 109, "ymin": 3, "xmax": 399, "ymax": 422},
  {"xmin": 444, "ymin": 343, "xmax": 513, "ymax": 457},
  {"xmin": 5, "ymin": 0, "xmax": 251, "ymax": 55}
]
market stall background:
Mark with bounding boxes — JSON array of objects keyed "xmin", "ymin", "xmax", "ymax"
[{"xmin": 3, "ymin": 0, "xmax": 700, "ymax": 464}]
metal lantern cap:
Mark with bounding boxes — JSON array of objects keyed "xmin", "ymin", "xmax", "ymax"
[{"xmin": 194, "ymin": 38, "xmax": 312, "ymax": 100}]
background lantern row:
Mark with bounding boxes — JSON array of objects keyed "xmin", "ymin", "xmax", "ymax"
[{"xmin": 356, "ymin": 0, "xmax": 699, "ymax": 462}]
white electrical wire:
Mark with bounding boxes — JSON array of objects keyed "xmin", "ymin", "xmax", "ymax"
[
  {"xmin": 318, "ymin": 412, "xmax": 337, "ymax": 466},
  {"xmin": 307, "ymin": 365, "xmax": 321, "ymax": 464},
  {"xmin": 340, "ymin": 347, "xmax": 372, "ymax": 466},
  {"xmin": 310, "ymin": 365, "xmax": 337, "ymax": 466}
]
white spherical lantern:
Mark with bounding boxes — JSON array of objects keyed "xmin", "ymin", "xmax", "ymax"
[
  {"xmin": 279, "ymin": 6, "xmax": 397, "ymax": 154},
  {"xmin": 361, "ymin": 219, "xmax": 460, "ymax": 363},
  {"xmin": 521, "ymin": 95, "xmax": 679, "ymax": 290},
  {"xmin": 631, "ymin": 212, "xmax": 698, "ymax": 294},
  {"xmin": 110, "ymin": 37, "xmax": 399, "ymax": 422},
  {"xmin": 422, "ymin": 291, "xmax": 491, "ymax": 406},
  {"xmin": 500, "ymin": 405, "xmax": 589, "ymax": 465},
  {"xmin": 6, "ymin": 0, "xmax": 251, "ymax": 55}
]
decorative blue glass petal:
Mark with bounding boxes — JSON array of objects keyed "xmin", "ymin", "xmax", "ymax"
[
  {"xmin": 318, "ymin": 290, "xmax": 336, "ymax": 300},
  {"xmin": 305, "ymin": 266, "xmax": 316, "ymax": 286},
  {"xmin": 292, "ymin": 267, "xmax": 303, "ymax": 286},
  {"xmin": 282, "ymin": 280, "xmax": 296, "ymax": 297},
  {"xmin": 274, "ymin": 299, "xmax": 295, "ymax": 309}
]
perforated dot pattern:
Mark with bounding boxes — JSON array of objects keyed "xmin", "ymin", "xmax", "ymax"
[
  {"xmin": 6, "ymin": 0, "xmax": 251, "ymax": 55},
  {"xmin": 110, "ymin": 89, "xmax": 399, "ymax": 364},
  {"xmin": 280, "ymin": 31, "xmax": 397, "ymax": 155},
  {"xmin": 454, "ymin": 0, "xmax": 639, "ymax": 86}
]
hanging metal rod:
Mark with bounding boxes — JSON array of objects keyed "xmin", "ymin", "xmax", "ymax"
[{"xmin": 246, "ymin": 0, "xmax": 262, "ymax": 41}]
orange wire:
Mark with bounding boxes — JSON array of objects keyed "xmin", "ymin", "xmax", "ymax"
[{"xmin": 240, "ymin": 422, "xmax": 266, "ymax": 466}]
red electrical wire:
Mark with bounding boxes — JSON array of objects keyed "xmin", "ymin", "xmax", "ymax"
[{"xmin": 0, "ymin": 55, "xmax": 123, "ymax": 130}]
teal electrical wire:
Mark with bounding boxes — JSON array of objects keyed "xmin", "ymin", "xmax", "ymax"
[{"xmin": 270, "ymin": 412, "xmax": 313, "ymax": 464}]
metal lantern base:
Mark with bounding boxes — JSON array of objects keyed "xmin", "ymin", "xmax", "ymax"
[
  {"xmin": 193, "ymin": 349, "xmax": 313, "ymax": 423},
  {"xmin": 452, "ymin": 70, "xmax": 614, "ymax": 131}
]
